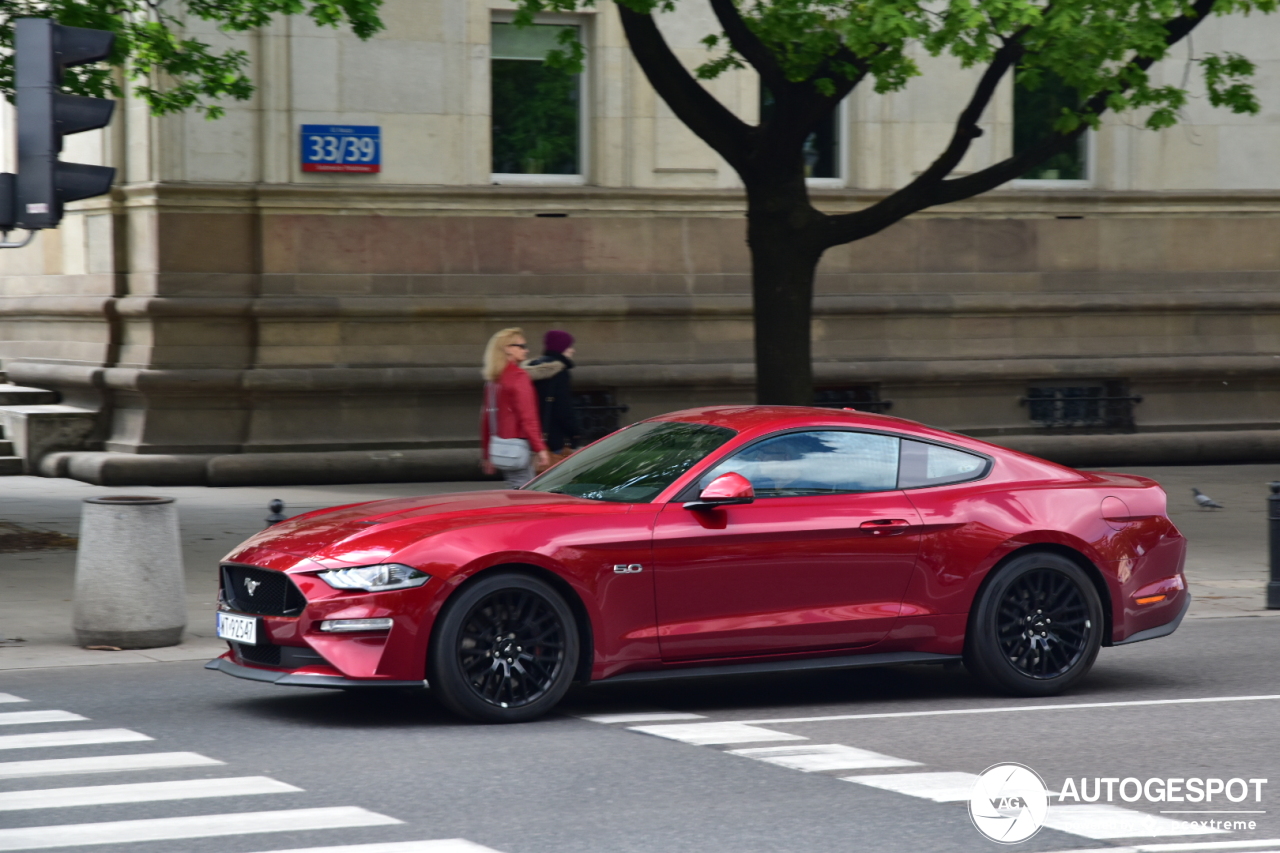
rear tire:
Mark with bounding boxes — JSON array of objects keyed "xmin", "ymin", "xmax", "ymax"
[
  {"xmin": 428, "ymin": 572, "xmax": 579, "ymax": 723},
  {"xmin": 964, "ymin": 552, "xmax": 1103, "ymax": 697}
]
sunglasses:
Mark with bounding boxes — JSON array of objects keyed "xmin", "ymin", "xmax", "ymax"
[{"xmin": 508, "ymin": 342, "xmax": 528, "ymax": 349}]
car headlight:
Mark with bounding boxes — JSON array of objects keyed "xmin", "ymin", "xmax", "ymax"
[{"xmin": 317, "ymin": 563, "xmax": 431, "ymax": 592}]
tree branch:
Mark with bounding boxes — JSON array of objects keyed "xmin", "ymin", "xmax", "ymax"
[
  {"xmin": 822, "ymin": 0, "xmax": 1219, "ymax": 245},
  {"xmin": 707, "ymin": 0, "xmax": 788, "ymax": 93},
  {"xmin": 616, "ymin": 3, "xmax": 752, "ymax": 170},
  {"xmin": 821, "ymin": 34, "xmax": 1024, "ymax": 246}
]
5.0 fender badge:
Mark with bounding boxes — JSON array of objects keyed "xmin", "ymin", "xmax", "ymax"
[{"xmin": 613, "ymin": 564, "xmax": 643, "ymax": 574}]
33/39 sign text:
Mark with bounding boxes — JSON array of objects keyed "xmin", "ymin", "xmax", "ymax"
[{"xmin": 301, "ymin": 125, "xmax": 380, "ymax": 173}]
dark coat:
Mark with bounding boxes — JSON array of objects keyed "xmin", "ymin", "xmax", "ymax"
[{"xmin": 529, "ymin": 351, "xmax": 579, "ymax": 451}]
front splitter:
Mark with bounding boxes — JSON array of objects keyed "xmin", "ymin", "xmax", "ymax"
[{"xmin": 205, "ymin": 656, "xmax": 425, "ymax": 689}]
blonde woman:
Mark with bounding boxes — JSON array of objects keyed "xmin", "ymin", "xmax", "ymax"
[{"xmin": 480, "ymin": 328, "xmax": 550, "ymax": 487}]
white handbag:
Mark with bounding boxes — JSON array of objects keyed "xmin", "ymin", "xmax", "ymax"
[{"xmin": 486, "ymin": 382, "xmax": 531, "ymax": 471}]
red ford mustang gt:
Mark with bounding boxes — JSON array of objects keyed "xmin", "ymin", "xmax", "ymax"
[{"xmin": 209, "ymin": 406, "xmax": 1188, "ymax": 722}]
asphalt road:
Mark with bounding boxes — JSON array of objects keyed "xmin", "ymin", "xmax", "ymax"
[{"xmin": 0, "ymin": 616, "xmax": 1277, "ymax": 853}]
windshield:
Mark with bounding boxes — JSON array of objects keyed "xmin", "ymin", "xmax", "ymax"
[{"xmin": 524, "ymin": 421, "xmax": 736, "ymax": 503}]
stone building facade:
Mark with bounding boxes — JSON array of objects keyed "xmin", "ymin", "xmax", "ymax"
[{"xmin": 1, "ymin": 2, "xmax": 1280, "ymax": 484}]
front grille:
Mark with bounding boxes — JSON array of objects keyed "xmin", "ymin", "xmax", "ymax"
[
  {"xmin": 235, "ymin": 642, "xmax": 281, "ymax": 667},
  {"xmin": 234, "ymin": 642, "xmax": 328, "ymax": 669},
  {"xmin": 221, "ymin": 565, "xmax": 306, "ymax": 616}
]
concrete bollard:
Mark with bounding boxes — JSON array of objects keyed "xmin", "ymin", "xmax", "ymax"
[{"xmin": 73, "ymin": 496, "xmax": 186, "ymax": 649}]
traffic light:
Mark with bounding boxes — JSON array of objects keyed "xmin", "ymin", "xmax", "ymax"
[{"xmin": 13, "ymin": 18, "xmax": 117, "ymax": 231}]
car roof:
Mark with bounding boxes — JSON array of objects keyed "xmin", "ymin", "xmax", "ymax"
[{"xmin": 651, "ymin": 405, "xmax": 933, "ymax": 435}]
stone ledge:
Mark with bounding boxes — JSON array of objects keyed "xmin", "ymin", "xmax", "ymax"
[
  {"xmin": 90, "ymin": 181, "xmax": 1280, "ymax": 218},
  {"xmin": 10, "ymin": 291, "xmax": 1280, "ymax": 319},
  {"xmin": 34, "ymin": 430, "xmax": 1280, "ymax": 486},
  {"xmin": 989, "ymin": 430, "xmax": 1280, "ymax": 468},
  {"xmin": 40, "ymin": 448, "xmax": 493, "ymax": 486},
  {"xmin": 10, "ymin": 356, "xmax": 1280, "ymax": 397}
]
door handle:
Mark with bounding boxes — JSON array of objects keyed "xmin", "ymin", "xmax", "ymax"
[{"xmin": 860, "ymin": 518, "xmax": 913, "ymax": 535}]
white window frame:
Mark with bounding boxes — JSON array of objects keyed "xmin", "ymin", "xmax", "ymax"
[
  {"xmin": 489, "ymin": 12, "xmax": 589, "ymax": 187},
  {"xmin": 805, "ymin": 99, "xmax": 849, "ymax": 189},
  {"xmin": 1010, "ymin": 130, "xmax": 1096, "ymax": 189}
]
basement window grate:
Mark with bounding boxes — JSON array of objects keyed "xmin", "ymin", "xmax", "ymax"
[
  {"xmin": 1021, "ymin": 382, "xmax": 1141, "ymax": 430},
  {"xmin": 573, "ymin": 389, "xmax": 630, "ymax": 446}
]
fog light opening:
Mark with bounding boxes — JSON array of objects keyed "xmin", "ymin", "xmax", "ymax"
[{"xmin": 319, "ymin": 618, "xmax": 395, "ymax": 633}]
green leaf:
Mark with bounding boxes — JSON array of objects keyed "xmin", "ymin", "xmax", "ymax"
[{"xmin": 0, "ymin": 0, "xmax": 384, "ymax": 116}]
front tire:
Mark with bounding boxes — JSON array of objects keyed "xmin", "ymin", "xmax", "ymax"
[
  {"xmin": 964, "ymin": 552, "xmax": 1103, "ymax": 697},
  {"xmin": 429, "ymin": 572, "xmax": 579, "ymax": 723}
]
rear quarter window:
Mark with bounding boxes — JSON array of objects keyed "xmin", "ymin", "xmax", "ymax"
[{"xmin": 898, "ymin": 439, "xmax": 990, "ymax": 489}]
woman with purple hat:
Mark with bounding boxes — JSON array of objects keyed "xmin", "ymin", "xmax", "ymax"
[{"xmin": 525, "ymin": 330, "xmax": 580, "ymax": 463}]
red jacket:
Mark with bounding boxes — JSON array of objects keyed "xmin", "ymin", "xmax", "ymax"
[{"xmin": 480, "ymin": 361, "xmax": 547, "ymax": 460}]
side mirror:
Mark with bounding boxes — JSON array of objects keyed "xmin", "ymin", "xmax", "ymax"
[{"xmin": 684, "ymin": 472, "xmax": 755, "ymax": 511}]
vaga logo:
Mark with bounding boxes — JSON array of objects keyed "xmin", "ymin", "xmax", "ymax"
[
  {"xmin": 991, "ymin": 797, "xmax": 1028, "ymax": 810},
  {"xmin": 969, "ymin": 764, "xmax": 1049, "ymax": 843}
]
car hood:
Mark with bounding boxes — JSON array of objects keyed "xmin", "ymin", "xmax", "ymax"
[{"xmin": 224, "ymin": 489, "xmax": 610, "ymax": 568}]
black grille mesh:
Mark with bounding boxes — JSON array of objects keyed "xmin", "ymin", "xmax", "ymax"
[
  {"xmin": 233, "ymin": 642, "xmax": 328, "ymax": 669},
  {"xmin": 221, "ymin": 565, "xmax": 306, "ymax": 616},
  {"xmin": 235, "ymin": 642, "xmax": 281, "ymax": 667}
]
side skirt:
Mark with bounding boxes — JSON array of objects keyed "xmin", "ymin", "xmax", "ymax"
[{"xmin": 593, "ymin": 651, "xmax": 961, "ymax": 685}]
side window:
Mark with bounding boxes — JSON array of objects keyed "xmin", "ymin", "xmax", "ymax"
[
  {"xmin": 898, "ymin": 439, "xmax": 988, "ymax": 488},
  {"xmin": 700, "ymin": 431, "xmax": 900, "ymax": 497}
]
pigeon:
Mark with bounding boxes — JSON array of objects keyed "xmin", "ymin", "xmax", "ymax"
[{"xmin": 1192, "ymin": 488, "xmax": 1224, "ymax": 510}]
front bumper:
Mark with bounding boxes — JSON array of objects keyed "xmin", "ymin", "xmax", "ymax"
[
  {"xmin": 215, "ymin": 557, "xmax": 439, "ymax": 682},
  {"xmin": 205, "ymin": 655, "xmax": 425, "ymax": 689}
]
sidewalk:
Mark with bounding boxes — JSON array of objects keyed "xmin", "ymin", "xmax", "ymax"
[
  {"xmin": 0, "ymin": 477, "xmax": 494, "ymax": 671},
  {"xmin": 2, "ymin": 463, "xmax": 1277, "ymax": 672}
]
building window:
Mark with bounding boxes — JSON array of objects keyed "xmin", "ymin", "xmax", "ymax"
[
  {"xmin": 491, "ymin": 23, "xmax": 581, "ymax": 177},
  {"xmin": 1014, "ymin": 72, "xmax": 1087, "ymax": 181},
  {"xmin": 1021, "ymin": 381, "xmax": 1141, "ymax": 431},
  {"xmin": 760, "ymin": 88, "xmax": 840, "ymax": 180},
  {"xmin": 812, "ymin": 385, "xmax": 892, "ymax": 412}
]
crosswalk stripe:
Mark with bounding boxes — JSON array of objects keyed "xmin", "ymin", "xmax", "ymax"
[
  {"xmin": 0, "ymin": 752, "xmax": 223, "ymax": 781},
  {"xmin": 580, "ymin": 712, "xmax": 707, "ymax": 724},
  {"xmin": 243, "ymin": 841, "xmax": 507, "ymax": 853},
  {"xmin": 1042, "ymin": 805, "xmax": 1226, "ymax": 840},
  {"xmin": 0, "ymin": 806, "xmax": 402, "ymax": 851},
  {"xmin": 728, "ymin": 744, "xmax": 922, "ymax": 772},
  {"xmin": 628, "ymin": 722, "xmax": 808, "ymax": 745},
  {"xmin": 845, "ymin": 774, "xmax": 1229, "ymax": 841},
  {"xmin": 0, "ymin": 730, "xmax": 150, "ymax": 751},
  {"xmin": 0, "ymin": 776, "xmax": 301, "ymax": 812},
  {"xmin": 0, "ymin": 712, "xmax": 87, "ymax": 727},
  {"xmin": 0, "ymin": 696, "xmax": 26, "ymax": 705},
  {"xmin": 842, "ymin": 771, "xmax": 981, "ymax": 802},
  {"xmin": 737, "ymin": 693, "xmax": 1280, "ymax": 725}
]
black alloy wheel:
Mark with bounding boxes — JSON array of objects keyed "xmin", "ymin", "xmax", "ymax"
[
  {"xmin": 964, "ymin": 551, "xmax": 1103, "ymax": 697},
  {"xmin": 429, "ymin": 572, "xmax": 579, "ymax": 723}
]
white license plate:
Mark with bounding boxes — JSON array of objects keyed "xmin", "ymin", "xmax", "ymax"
[{"xmin": 216, "ymin": 612, "xmax": 259, "ymax": 645}]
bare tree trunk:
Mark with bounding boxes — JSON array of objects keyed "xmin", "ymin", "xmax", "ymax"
[{"xmin": 746, "ymin": 184, "xmax": 824, "ymax": 405}]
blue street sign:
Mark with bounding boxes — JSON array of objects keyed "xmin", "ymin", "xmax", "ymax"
[{"xmin": 301, "ymin": 125, "xmax": 381, "ymax": 173}]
